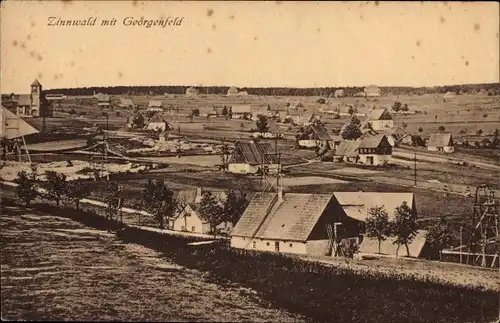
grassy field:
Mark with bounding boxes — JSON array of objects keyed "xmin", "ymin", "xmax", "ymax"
[{"xmin": 0, "ymin": 206, "xmax": 304, "ymax": 322}]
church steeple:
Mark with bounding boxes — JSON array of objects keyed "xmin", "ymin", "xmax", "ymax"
[{"xmin": 30, "ymin": 79, "xmax": 42, "ymax": 116}]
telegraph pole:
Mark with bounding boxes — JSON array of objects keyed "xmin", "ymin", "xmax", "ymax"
[{"xmin": 414, "ymin": 153, "xmax": 417, "ymax": 187}]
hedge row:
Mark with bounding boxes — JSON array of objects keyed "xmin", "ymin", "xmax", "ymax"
[{"xmin": 3, "ymin": 198, "xmax": 498, "ymax": 323}]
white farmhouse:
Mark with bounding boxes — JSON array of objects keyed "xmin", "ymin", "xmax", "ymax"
[
  {"xmin": 366, "ymin": 108, "xmax": 394, "ymax": 131},
  {"xmin": 427, "ymin": 133, "xmax": 454, "ymax": 153}
]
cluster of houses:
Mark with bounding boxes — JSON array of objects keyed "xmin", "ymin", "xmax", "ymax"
[{"xmin": 166, "ymin": 184, "xmax": 427, "ymax": 259}]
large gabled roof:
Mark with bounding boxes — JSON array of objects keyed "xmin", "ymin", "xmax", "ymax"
[
  {"xmin": 228, "ymin": 141, "xmax": 279, "ymax": 165},
  {"xmin": 0, "ymin": 106, "xmax": 39, "ymax": 139},
  {"xmin": 231, "ymin": 192, "xmax": 334, "ymax": 242},
  {"xmin": 367, "ymin": 108, "xmax": 392, "ymax": 121},
  {"xmin": 333, "ymin": 192, "xmax": 415, "ymax": 222},
  {"xmin": 428, "ymin": 133, "xmax": 453, "ymax": 147}
]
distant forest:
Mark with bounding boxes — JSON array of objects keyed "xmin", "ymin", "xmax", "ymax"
[{"xmin": 43, "ymin": 83, "xmax": 500, "ymax": 97}]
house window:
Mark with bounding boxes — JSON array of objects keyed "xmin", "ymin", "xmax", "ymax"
[
  {"xmin": 289, "ymin": 243, "xmax": 293, "ymax": 247},
  {"xmin": 266, "ymin": 242, "xmax": 270, "ymax": 246},
  {"xmin": 191, "ymin": 226, "xmax": 195, "ymax": 232},
  {"xmin": 252, "ymin": 241, "xmax": 256, "ymax": 249}
]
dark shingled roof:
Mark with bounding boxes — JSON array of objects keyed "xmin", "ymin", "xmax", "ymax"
[
  {"xmin": 357, "ymin": 134, "xmax": 387, "ymax": 149},
  {"xmin": 309, "ymin": 123, "xmax": 332, "ymax": 140},
  {"xmin": 231, "ymin": 192, "xmax": 334, "ymax": 242},
  {"xmin": 228, "ymin": 141, "xmax": 279, "ymax": 165}
]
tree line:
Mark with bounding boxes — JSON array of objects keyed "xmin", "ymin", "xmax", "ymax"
[
  {"xmin": 41, "ymin": 83, "xmax": 500, "ymax": 97},
  {"xmin": 15, "ymin": 170, "xmax": 248, "ymax": 235}
]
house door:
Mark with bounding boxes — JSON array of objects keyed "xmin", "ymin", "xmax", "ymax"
[
  {"xmin": 366, "ymin": 156, "xmax": 374, "ymax": 165},
  {"xmin": 275, "ymin": 241, "xmax": 280, "ymax": 252}
]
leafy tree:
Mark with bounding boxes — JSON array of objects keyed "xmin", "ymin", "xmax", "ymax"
[
  {"xmin": 43, "ymin": 171, "xmax": 67, "ymax": 207},
  {"xmin": 133, "ymin": 113, "xmax": 145, "ymax": 128},
  {"xmin": 198, "ymin": 189, "xmax": 224, "ymax": 235},
  {"xmin": 402, "ymin": 103, "xmax": 409, "ymax": 112},
  {"xmin": 69, "ymin": 108, "xmax": 77, "ymax": 115},
  {"xmin": 222, "ymin": 188, "xmax": 249, "ymax": 226},
  {"xmin": 267, "ymin": 104, "xmax": 272, "ymax": 111},
  {"xmin": 15, "ymin": 171, "xmax": 38, "ymax": 206},
  {"xmin": 142, "ymin": 179, "xmax": 175, "ymax": 229},
  {"xmin": 402, "ymin": 122, "xmax": 408, "ymax": 129},
  {"xmin": 365, "ymin": 206, "xmax": 391, "ymax": 254},
  {"xmin": 425, "ymin": 218, "xmax": 453, "ymax": 261},
  {"xmin": 392, "ymin": 101, "xmax": 402, "ymax": 112},
  {"xmin": 256, "ymin": 115, "xmax": 269, "ymax": 133},
  {"xmin": 192, "ymin": 108, "xmax": 200, "ymax": 117},
  {"xmin": 348, "ymin": 106, "xmax": 355, "ymax": 116},
  {"xmin": 476, "ymin": 129, "xmax": 483, "ymax": 136},
  {"xmin": 418, "ymin": 126, "xmax": 423, "ymax": 133},
  {"xmin": 65, "ymin": 181, "xmax": 90, "ymax": 210},
  {"xmin": 438, "ymin": 125, "xmax": 446, "ymax": 132},
  {"xmin": 391, "ymin": 202, "xmax": 418, "ymax": 257},
  {"xmin": 494, "ymin": 129, "xmax": 499, "ymax": 137},
  {"xmin": 222, "ymin": 106, "xmax": 228, "ymax": 117},
  {"xmin": 341, "ymin": 116, "xmax": 363, "ymax": 140}
]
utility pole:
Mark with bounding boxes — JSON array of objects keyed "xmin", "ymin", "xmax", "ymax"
[
  {"xmin": 459, "ymin": 224, "xmax": 463, "ymax": 264},
  {"xmin": 414, "ymin": 153, "xmax": 417, "ymax": 187}
]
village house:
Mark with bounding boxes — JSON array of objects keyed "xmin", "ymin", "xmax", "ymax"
[
  {"xmin": 366, "ymin": 108, "xmax": 394, "ymax": 131},
  {"xmin": 145, "ymin": 113, "xmax": 170, "ymax": 132},
  {"xmin": 427, "ymin": 133, "xmax": 455, "ymax": 153},
  {"xmin": 334, "ymin": 89, "xmax": 345, "ymax": 98},
  {"xmin": 227, "ymin": 141, "xmax": 280, "ymax": 174},
  {"xmin": 186, "ymin": 87, "xmax": 198, "ymax": 97},
  {"xmin": 238, "ymin": 91, "xmax": 249, "ymax": 96},
  {"xmin": 147, "ymin": 100, "xmax": 164, "ymax": 112},
  {"xmin": 335, "ymin": 140, "xmax": 361, "ymax": 163},
  {"xmin": 119, "ymin": 98, "xmax": 135, "ymax": 109},
  {"xmin": 364, "ymin": 85, "xmax": 382, "ymax": 97},
  {"xmin": 230, "ymin": 191, "xmax": 357, "ymax": 255},
  {"xmin": 356, "ymin": 134, "xmax": 393, "ymax": 165},
  {"xmin": 170, "ymin": 188, "xmax": 231, "ymax": 235},
  {"xmin": 231, "ymin": 104, "xmax": 251, "ymax": 119},
  {"xmin": 227, "ymin": 86, "xmax": 239, "ymax": 96},
  {"xmin": 297, "ymin": 123, "xmax": 332, "ymax": 148},
  {"xmin": 45, "ymin": 93, "xmax": 66, "ymax": 100},
  {"xmin": 335, "ymin": 134, "xmax": 392, "ymax": 166},
  {"xmin": 199, "ymin": 106, "xmax": 218, "ymax": 118}
]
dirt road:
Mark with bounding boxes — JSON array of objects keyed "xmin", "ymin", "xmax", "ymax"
[
  {"xmin": 393, "ymin": 149, "xmax": 500, "ymax": 171},
  {"xmin": 0, "ymin": 206, "xmax": 304, "ymax": 322}
]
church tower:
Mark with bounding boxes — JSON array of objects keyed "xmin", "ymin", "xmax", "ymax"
[{"xmin": 30, "ymin": 79, "xmax": 42, "ymax": 116}]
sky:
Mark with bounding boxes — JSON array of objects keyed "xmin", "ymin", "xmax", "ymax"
[{"xmin": 1, "ymin": 1, "xmax": 499, "ymax": 93}]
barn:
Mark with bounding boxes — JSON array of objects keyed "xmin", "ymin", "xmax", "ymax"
[
  {"xmin": 427, "ymin": 133, "xmax": 454, "ymax": 153},
  {"xmin": 230, "ymin": 191, "xmax": 358, "ymax": 256},
  {"xmin": 366, "ymin": 108, "xmax": 394, "ymax": 131},
  {"xmin": 227, "ymin": 141, "xmax": 280, "ymax": 174}
]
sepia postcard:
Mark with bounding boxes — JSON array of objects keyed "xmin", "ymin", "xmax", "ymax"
[{"xmin": 1, "ymin": 1, "xmax": 499, "ymax": 322}]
